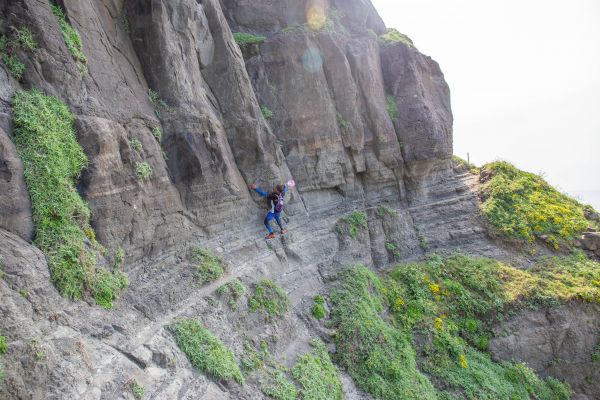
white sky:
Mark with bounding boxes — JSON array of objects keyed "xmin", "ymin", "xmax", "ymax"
[{"xmin": 371, "ymin": 0, "xmax": 600, "ymax": 210}]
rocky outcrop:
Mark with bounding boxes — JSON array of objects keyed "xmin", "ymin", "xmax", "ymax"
[{"xmin": 490, "ymin": 303, "xmax": 600, "ymax": 400}]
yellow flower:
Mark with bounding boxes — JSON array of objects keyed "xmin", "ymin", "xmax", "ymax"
[
  {"xmin": 459, "ymin": 353, "xmax": 468, "ymax": 369},
  {"xmin": 429, "ymin": 283, "xmax": 440, "ymax": 294},
  {"xmin": 434, "ymin": 317, "xmax": 443, "ymax": 331}
]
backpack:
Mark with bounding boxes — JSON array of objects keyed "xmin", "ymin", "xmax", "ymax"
[{"xmin": 268, "ymin": 192, "xmax": 284, "ymax": 213}]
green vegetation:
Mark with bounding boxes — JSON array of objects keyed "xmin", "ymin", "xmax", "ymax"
[
  {"xmin": 0, "ymin": 27, "xmax": 36, "ymax": 80},
  {"xmin": 135, "ymin": 161, "xmax": 153, "ymax": 181},
  {"xmin": 328, "ymin": 254, "xmax": 582, "ymax": 400},
  {"xmin": 480, "ymin": 161, "xmax": 595, "ymax": 249},
  {"xmin": 291, "ymin": 340, "xmax": 343, "ymax": 400},
  {"xmin": 261, "ymin": 106, "xmax": 274, "ymax": 120},
  {"xmin": 217, "ymin": 278, "xmax": 245, "ymax": 309},
  {"xmin": 311, "ymin": 295, "xmax": 326, "ymax": 320},
  {"xmin": 51, "ymin": 4, "xmax": 87, "ymax": 73},
  {"xmin": 386, "ymin": 95, "xmax": 398, "ymax": 123},
  {"xmin": 189, "ymin": 247, "xmax": 225, "ymax": 284},
  {"xmin": 129, "ymin": 138, "xmax": 142, "ymax": 152},
  {"xmin": 233, "ymin": 32, "xmax": 266, "ymax": 46},
  {"xmin": 386, "ymin": 242, "xmax": 401, "ymax": 260},
  {"xmin": 151, "ymin": 126, "xmax": 162, "ymax": 142},
  {"xmin": 262, "ymin": 366, "xmax": 298, "ymax": 400},
  {"xmin": 12, "ymin": 89, "xmax": 127, "ymax": 308},
  {"xmin": 170, "ymin": 319, "xmax": 244, "ymax": 384},
  {"xmin": 1, "ymin": 54, "xmax": 24, "ymax": 80},
  {"xmin": 240, "ymin": 340, "xmax": 268, "ymax": 373},
  {"xmin": 130, "ymin": 380, "xmax": 144, "ymax": 399},
  {"xmin": 16, "ymin": 27, "xmax": 36, "ymax": 51},
  {"xmin": 330, "ymin": 266, "xmax": 438, "ymax": 399},
  {"xmin": 377, "ymin": 204, "xmax": 399, "ymax": 218},
  {"xmin": 0, "ymin": 336, "xmax": 6, "ymax": 355},
  {"xmin": 452, "ymin": 156, "xmax": 480, "ymax": 175},
  {"xmin": 337, "ymin": 211, "xmax": 368, "ymax": 238},
  {"xmin": 248, "ymin": 279, "xmax": 290, "ymax": 319},
  {"xmin": 336, "ymin": 112, "xmax": 351, "ymax": 131},
  {"xmin": 379, "ymin": 28, "xmax": 415, "ymax": 48},
  {"xmin": 592, "ymin": 343, "xmax": 600, "ymax": 363},
  {"xmin": 147, "ymin": 89, "xmax": 167, "ymax": 109}
]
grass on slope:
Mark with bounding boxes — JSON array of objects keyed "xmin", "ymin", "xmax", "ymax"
[
  {"xmin": 248, "ymin": 279, "xmax": 290, "ymax": 319},
  {"xmin": 233, "ymin": 32, "xmax": 266, "ymax": 46},
  {"xmin": 51, "ymin": 4, "xmax": 87, "ymax": 73},
  {"xmin": 12, "ymin": 89, "xmax": 127, "ymax": 308},
  {"xmin": 480, "ymin": 161, "xmax": 596, "ymax": 248},
  {"xmin": 379, "ymin": 28, "xmax": 414, "ymax": 48},
  {"xmin": 170, "ymin": 319, "xmax": 244, "ymax": 384},
  {"xmin": 328, "ymin": 253, "xmax": 593, "ymax": 399},
  {"xmin": 291, "ymin": 340, "xmax": 344, "ymax": 400}
]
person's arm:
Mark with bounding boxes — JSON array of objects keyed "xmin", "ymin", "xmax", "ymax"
[
  {"xmin": 283, "ymin": 184, "xmax": 287, "ymax": 194},
  {"xmin": 250, "ymin": 184, "xmax": 268, "ymax": 197}
]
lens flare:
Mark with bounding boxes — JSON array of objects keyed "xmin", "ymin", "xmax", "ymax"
[
  {"xmin": 306, "ymin": 5, "xmax": 327, "ymax": 31},
  {"xmin": 302, "ymin": 47, "xmax": 323, "ymax": 73}
]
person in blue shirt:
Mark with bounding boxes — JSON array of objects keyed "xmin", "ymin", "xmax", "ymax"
[{"xmin": 250, "ymin": 183, "xmax": 287, "ymax": 239}]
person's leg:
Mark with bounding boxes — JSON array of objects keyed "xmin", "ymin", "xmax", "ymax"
[
  {"xmin": 264, "ymin": 212, "xmax": 274, "ymax": 234},
  {"xmin": 274, "ymin": 212, "xmax": 283, "ymax": 229},
  {"xmin": 274, "ymin": 213, "xmax": 287, "ymax": 233}
]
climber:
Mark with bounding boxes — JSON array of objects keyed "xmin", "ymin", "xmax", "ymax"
[{"xmin": 250, "ymin": 183, "xmax": 288, "ymax": 239}]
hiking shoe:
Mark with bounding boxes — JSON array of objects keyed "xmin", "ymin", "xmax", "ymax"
[
  {"xmin": 265, "ymin": 233, "xmax": 276, "ymax": 239},
  {"xmin": 280, "ymin": 229, "xmax": 288, "ymax": 234}
]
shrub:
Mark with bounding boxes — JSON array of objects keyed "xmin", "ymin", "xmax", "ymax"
[
  {"xmin": 261, "ymin": 106, "xmax": 273, "ymax": 120},
  {"xmin": 480, "ymin": 161, "xmax": 593, "ymax": 248},
  {"xmin": 12, "ymin": 89, "xmax": 127, "ymax": 308},
  {"xmin": 170, "ymin": 319, "xmax": 244, "ymax": 384},
  {"xmin": 135, "ymin": 161, "xmax": 153, "ymax": 181},
  {"xmin": 377, "ymin": 204, "xmax": 399, "ymax": 218},
  {"xmin": 151, "ymin": 126, "xmax": 162, "ymax": 142},
  {"xmin": 189, "ymin": 247, "xmax": 224, "ymax": 284},
  {"xmin": 51, "ymin": 5, "xmax": 87, "ymax": 73},
  {"xmin": 0, "ymin": 336, "xmax": 6, "ymax": 355},
  {"xmin": 130, "ymin": 380, "xmax": 144, "ymax": 399},
  {"xmin": 240, "ymin": 340, "xmax": 268, "ymax": 373},
  {"xmin": 1, "ymin": 54, "xmax": 24, "ymax": 80},
  {"xmin": 129, "ymin": 138, "xmax": 142, "ymax": 152},
  {"xmin": 379, "ymin": 28, "xmax": 414, "ymax": 48},
  {"xmin": 262, "ymin": 366, "xmax": 298, "ymax": 400},
  {"xmin": 216, "ymin": 279, "xmax": 245, "ymax": 309},
  {"xmin": 291, "ymin": 340, "xmax": 343, "ymax": 400},
  {"xmin": 386, "ymin": 96, "xmax": 398, "ymax": 123},
  {"xmin": 311, "ymin": 295, "xmax": 326, "ymax": 320},
  {"xmin": 337, "ymin": 211, "xmax": 367, "ymax": 238},
  {"xmin": 16, "ymin": 27, "xmax": 36, "ymax": 51},
  {"xmin": 233, "ymin": 32, "xmax": 266, "ymax": 46},
  {"xmin": 248, "ymin": 279, "xmax": 290, "ymax": 319}
]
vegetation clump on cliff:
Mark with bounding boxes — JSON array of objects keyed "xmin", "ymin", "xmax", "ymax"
[
  {"xmin": 327, "ymin": 253, "xmax": 591, "ymax": 399},
  {"xmin": 379, "ymin": 28, "xmax": 414, "ymax": 48},
  {"xmin": 480, "ymin": 161, "xmax": 596, "ymax": 249},
  {"xmin": 233, "ymin": 32, "xmax": 266, "ymax": 46},
  {"xmin": 12, "ymin": 89, "xmax": 127, "ymax": 308},
  {"xmin": 248, "ymin": 279, "xmax": 290, "ymax": 319},
  {"xmin": 0, "ymin": 27, "xmax": 36, "ymax": 80},
  {"xmin": 170, "ymin": 318, "xmax": 244, "ymax": 384},
  {"xmin": 51, "ymin": 4, "xmax": 88, "ymax": 73},
  {"xmin": 189, "ymin": 247, "xmax": 225, "ymax": 284}
]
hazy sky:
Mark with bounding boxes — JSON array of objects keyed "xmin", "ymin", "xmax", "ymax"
[{"xmin": 371, "ymin": 0, "xmax": 600, "ymax": 210}]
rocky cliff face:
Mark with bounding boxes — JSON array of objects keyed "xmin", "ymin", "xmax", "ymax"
[{"xmin": 0, "ymin": 1, "xmax": 597, "ymax": 399}]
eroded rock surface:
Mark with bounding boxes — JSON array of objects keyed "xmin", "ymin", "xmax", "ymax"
[{"xmin": 0, "ymin": 0, "xmax": 597, "ymax": 399}]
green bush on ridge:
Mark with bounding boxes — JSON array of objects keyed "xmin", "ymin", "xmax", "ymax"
[
  {"xmin": 480, "ymin": 161, "xmax": 595, "ymax": 249},
  {"xmin": 328, "ymin": 252, "xmax": 585, "ymax": 399},
  {"xmin": 12, "ymin": 89, "xmax": 127, "ymax": 308}
]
